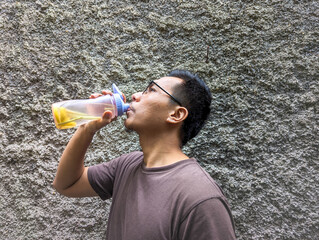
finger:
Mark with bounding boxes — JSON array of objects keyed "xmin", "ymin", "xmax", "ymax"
[
  {"xmin": 101, "ymin": 90, "xmax": 113, "ymax": 96},
  {"xmin": 102, "ymin": 110, "xmax": 113, "ymax": 119},
  {"xmin": 100, "ymin": 111, "xmax": 114, "ymax": 125},
  {"xmin": 90, "ymin": 93, "xmax": 103, "ymax": 99},
  {"xmin": 88, "ymin": 111, "xmax": 113, "ymax": 132},
  {"xmin": 103, "ymin": 111, "xmax": 119, "ymax": 123}
]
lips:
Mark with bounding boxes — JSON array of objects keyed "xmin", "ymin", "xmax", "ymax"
[
  {"xmin": 128, "ymin": 104, "xmax": 135, "ymax": 112},
  {"xmin": 126, "ymin": 104, "xmax": 134, "ymax": 116}
]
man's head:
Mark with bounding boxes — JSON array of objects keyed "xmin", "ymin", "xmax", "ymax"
[
  {"xmin": 168, "ymin": 70, "xmax": 212, "ymax": 146},
  {"xmin": 125, "ymin": 70, "xmax": 211, "ymax": 147}
]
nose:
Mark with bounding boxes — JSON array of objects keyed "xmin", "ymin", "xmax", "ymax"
[{"xmin": 131, "ymin": 92, "xmax": 142, "ymax": 102}]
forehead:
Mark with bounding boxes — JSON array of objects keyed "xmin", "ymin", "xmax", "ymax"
[{"xmin": 153, "ymin": 76, "xmax": 183, "ymax": 90}]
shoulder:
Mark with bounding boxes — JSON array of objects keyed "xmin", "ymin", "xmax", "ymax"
[
  {"xmin": 169, "ymin": 160, "xmax": 235, "ymax": 238},
  {"xmin": 117, "ymin": 151, "xmax": 144, "ymax": 165},
  {"xmin": 171, "ymin": 159, "xmax": 230, "ymax": 215},
  {"xmin": 87, "ymin": 151, "xmax": 144, "ymax": 200},
  {"xmin": 115, "ymin": 151, "xmax": 143, "ymax": 161},
  {"xmin": 116, "ymin": 151, "xmax": 144, "ymax": 171},
  {"xmin": 173, "ymin": 159, "xmax": 225, "ymax": 199},
  {"xmin": 88, "ymin": 151, "xmax": 143, "ymax": 176},
  {"xmin": 96, "ymin": 151, "xmax": 143, "ymax": 166}
]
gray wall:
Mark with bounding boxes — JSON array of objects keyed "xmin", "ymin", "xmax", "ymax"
[{"xmin": 0, "ymin": 0, "xmax": 318, "ymax": 239}]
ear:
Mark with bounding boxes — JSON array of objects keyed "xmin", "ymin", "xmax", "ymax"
[{"xmin": 167, "ymin": 107, "xmax": 188, "ymax": 124}]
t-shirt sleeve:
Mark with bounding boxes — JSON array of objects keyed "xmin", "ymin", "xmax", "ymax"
[
  {"xmin": 178, "ymin": 198, "xmax": 236, "ymax": 240},
  {"xmin": 87, "ymin": 151, "xmax": 143, "ymax": 201},
  {"xmin": 87, "ymin": 157, "xmax": 119, "ymax": 200}
]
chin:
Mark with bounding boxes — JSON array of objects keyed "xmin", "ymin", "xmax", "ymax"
[
  {"xmin": 124, "ymin": 119, "xmax": 133, "ymax": 130},
  {"xmin": 124, "ymin": 126, "xmax": 134, "ymax": 133},
  {"xmin": 124, "ymin": 121, "xmax": 136, "ymax": 134},
  {"xmin": 124, "ymin": 118, "xmax": 142, "ymax": 134}
]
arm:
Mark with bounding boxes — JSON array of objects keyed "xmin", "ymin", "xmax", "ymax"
[{"xmin": 52, "ymin": 110, "xmax": 114, "ymax": 198}]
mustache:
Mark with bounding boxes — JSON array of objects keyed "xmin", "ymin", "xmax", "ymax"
[{"xmin": 129, "ymin": 104, "xmax": 135, "ymax": 112}]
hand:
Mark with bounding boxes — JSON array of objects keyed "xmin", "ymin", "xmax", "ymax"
[
  {"xmin": 90, "ymin": 90, "xmax": 126, "ymax": 103},
  {"xmin": 84, "ymin": 90, "xmax": 118, "ymax": 134},
  {"xmin": 90, "ymin": 90, "xmax": 113, "ymax": 99}
]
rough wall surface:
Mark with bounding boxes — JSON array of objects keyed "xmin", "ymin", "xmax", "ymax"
[{"xmin": 0, "ymin": 0, "xmax": 318, "ymax": 239}]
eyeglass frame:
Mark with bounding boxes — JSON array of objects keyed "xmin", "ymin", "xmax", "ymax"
[{"xmin": 143, "ymin": 80, "xmax": 183, "ymax": 106}]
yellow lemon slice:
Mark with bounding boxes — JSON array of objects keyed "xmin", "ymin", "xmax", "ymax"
[{"xmin": 52, "ymin": 106, "xmax": 76, "ymax": 129}]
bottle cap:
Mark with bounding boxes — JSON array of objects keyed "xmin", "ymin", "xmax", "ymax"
[{"xmin": 112, "ymin": 83, "xmax": 130, "ymax": 116}]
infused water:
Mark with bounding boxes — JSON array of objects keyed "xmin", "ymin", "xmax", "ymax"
[
  {"xmin": 52, "ymin": 103, "xmax": 114, "ymax": 129},
  {"xmin": 51, "ymin": 84, "xmax": 129, "ymax": 130}
]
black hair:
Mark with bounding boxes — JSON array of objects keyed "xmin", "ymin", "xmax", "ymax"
[{"xmin": 168, "ymin": 69, "xmax": 212, "ymax": 146}]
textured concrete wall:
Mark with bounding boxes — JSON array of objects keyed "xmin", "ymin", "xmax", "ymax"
[{"xmin": 0, "ymin": 0, "xmax": 318, "ymax": 239}]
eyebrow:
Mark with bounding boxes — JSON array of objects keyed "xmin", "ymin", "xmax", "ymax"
[{"xmin": 146, "ymin": 80, "xmax": 182, "ymax": 106}]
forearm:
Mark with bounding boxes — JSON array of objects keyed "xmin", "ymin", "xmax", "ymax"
[{"xmin": 53, "ymin": 124, "xmax": 95, "ymax": 192}]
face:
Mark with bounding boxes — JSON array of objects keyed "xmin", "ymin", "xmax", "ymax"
[{"xmin": 124, "ymin": 77, "xmax": 183, "ymax": 134}]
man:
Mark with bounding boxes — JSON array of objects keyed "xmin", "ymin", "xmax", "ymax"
[{"xmin": 53, "ymin": 70, "xmax": 236, "ymax": 239}]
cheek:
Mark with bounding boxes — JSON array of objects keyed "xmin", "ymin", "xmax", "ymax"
[
  {"xmin": 150, "ymin": 104, "xmax": 170, "ymax": 121},
  {"xmin": 150, "ymin": 101, "xmax": 167, "ymax": 113},
  {"xmin": 139, "ymin": 101, "xmax": 160, "ymax": 115},
  {"xmin": 137, "ymin": 95, "xmax": 170, "ymax": 120}
]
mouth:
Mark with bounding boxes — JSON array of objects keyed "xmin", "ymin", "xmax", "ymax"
[
  {"xmin": 128, "ymin": 104, "xmax": 134, "ymax": 112},
  {"xmin": 126, "ymin": 104, "xmax": 134, "ymax": 116}
]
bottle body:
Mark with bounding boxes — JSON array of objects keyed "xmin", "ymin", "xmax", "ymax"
[{"xmin": 52, "ymin": 95, "xmax": 117, "ymax": 129}]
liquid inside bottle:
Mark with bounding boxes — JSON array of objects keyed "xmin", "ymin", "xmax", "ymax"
[
  {"xmin": 52, "ymin": 101, "xmax": 115, "ymax": 129},
  {"xmin": 52, "ymin": 83, "xmax": 129, "ymax": 130}
]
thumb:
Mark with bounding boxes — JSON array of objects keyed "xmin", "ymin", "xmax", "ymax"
[
  {"xmin": 101, "ymin": 110, "xmax": 113, "ymax": 122},
  {"xmin": 85, "ymin": 110, "xmax": 115, "ymax": 134}
]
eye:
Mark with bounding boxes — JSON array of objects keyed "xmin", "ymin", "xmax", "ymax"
[
  {"xmin": 143, "ymin": 82, "xmax": 156, "ymax": 94},
  {"xmin": 143, "ymin": 88, "xmax": 149, "ymax": 94},
  {"xmin": 143, "ymin": 87, "xmax": 155, "ymax": 95}
]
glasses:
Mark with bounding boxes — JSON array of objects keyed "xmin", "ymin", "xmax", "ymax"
[{"xmin": 143, "ymin": 81, "xmax": 182, "ymax": 106}]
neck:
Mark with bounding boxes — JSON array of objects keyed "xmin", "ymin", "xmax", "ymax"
[{"xmin": 139, "ymin": 131, "xmax": 188, "ymax": 168}]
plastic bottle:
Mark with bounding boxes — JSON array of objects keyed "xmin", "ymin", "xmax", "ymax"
[{"xmin": 52, "ymin": 84, "xmax": 130, "ymax": 129}]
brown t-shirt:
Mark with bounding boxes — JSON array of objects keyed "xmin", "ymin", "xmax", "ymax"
[{"xmin": 88, "ymin": 151, "xmax": 236, "ymax": 240}]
